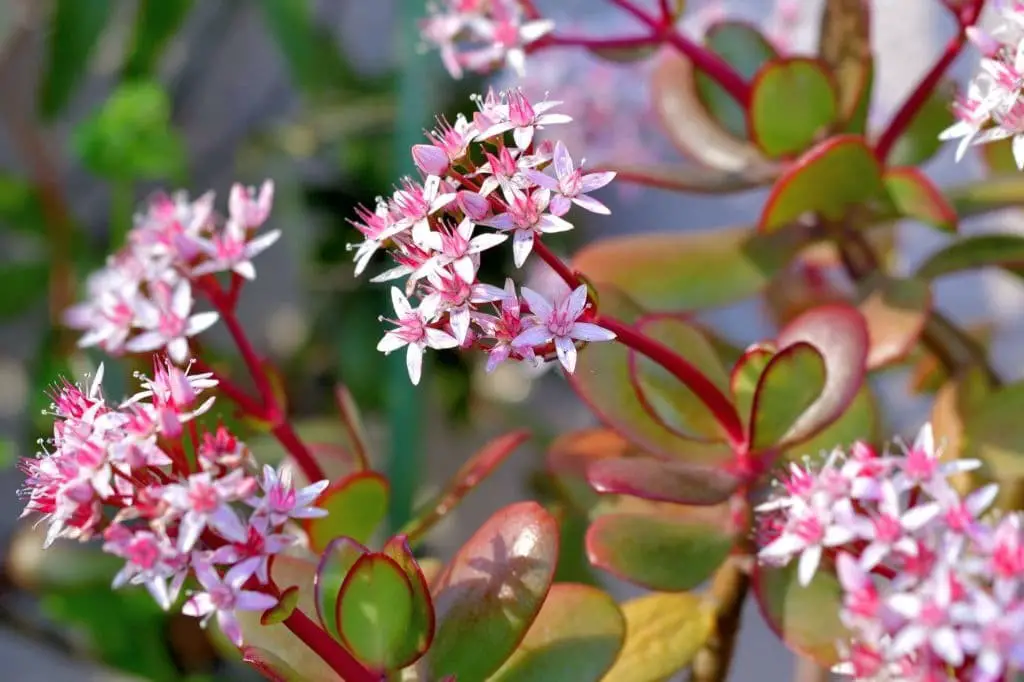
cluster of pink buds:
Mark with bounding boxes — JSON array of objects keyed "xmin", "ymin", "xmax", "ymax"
[
  {"xmin": 19, "ymin": 358, "xmax": 329, "ymax": 646},
  {"xmin": 420, "ymin": 0, "xmax": 554, "ymax": 78},
  {"xmin": 350, "ymin": 88, "xmax": 618, "ymax": 384},
  {"xmin": 756, "ymin": 424, "xmax": 1024, "ymax": 681},
  {"xmin": 941, "ymin": 3, "xmax": 1024, "ymax": 167},
  {"xmin": 63, "ymin": 181, "xmax": 279, "ymax": 364}
]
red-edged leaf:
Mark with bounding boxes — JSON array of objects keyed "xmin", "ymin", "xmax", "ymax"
[
  {"xmin": 567, "ymin": 286, "xmax": 733, "ymax": 467},
  {"xmin": 337, "ymin": 554, "xmax": 415, "ymax": 671},
  {"xmin": 382, "ymin": 535, "xmax": 435, "ymax": 665},
  {"xmin": 242, "ymin": 647, "xmax": 305, "ymax": 682},
  {"xmin": 403, "ymin": 431, "xmax": 530, "ymax": 544},
  {"xmin": 586, "ymin": 456, "xmax": 739, "ymax": 506},
  {"xmin": 884, "ymin": 166, "xmax": 958, "ymax": 233},
  {"xmin": 773, "ymin": 304, "xmax": 869, "ymax": 445},
  {"xmin": 749, "ymin": 342, "xmax": 827, "ymax": 450},
  {"xmin": 856, "ymin": 274, "xmax": 931, "ymax": 369},
  {"xmin": 730, "ymin": 344, "xmax": 776, "ymax": 430},
  {"xmin": 753, "ymin": 561, "xmax": 846, "ymax": 666},
  {"xmin": 547, "ymin": 428, "xmax": 636, "ymax": 511},
  {"xmin": 261, "ymin": 585, "xmax": 300, "ymax": 626},
  {"xmin": 303, "ymin": 471, "xmax": 389, "ymax": 553},
  {"xmin": 914, "ymin": 234, "xmax": 1024, "ymax": 280},
  {"xmin": 748, "ymin": 57, "xmax": 838, "ymax": 158},
  {"xmin": 489, "ymin": 583, "xmax": 626, "ymax": 682},
  {"xmin": 605, "ymin": 161, "xmax": 775, "ymax": 193},
  {"xmin": 759, "ymin": 135, "xmax": 888, "ymax": 232},
  {"xmin": 651, "ymin": 48, "xmax": 775, "ymax": 172},
  {"xmin": 586, "ymin": 503, "xmax": 736, "ymax": 591},
  {"xmin": 427, "ymin": 502, "xmax": 559, "ymax": 681},
  {"xmin": 314, "ymin": 537, "xmax": 368, "ymax": 640}
]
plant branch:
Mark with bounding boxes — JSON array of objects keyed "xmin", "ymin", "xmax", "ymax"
[
  {"xmin": 873, "ymin": 1, "xmax": 984, "ymax": 161},
  {"xmin": 535, "ymin": 32, "xmax": 660, "ymax": 51},
  {"xmin": 281, "ymin": 608, "xmax": 383, "ymax": 682},
  {"xmin": 691, "ymin": 556, "xmax": 750, "ymax": 682}
]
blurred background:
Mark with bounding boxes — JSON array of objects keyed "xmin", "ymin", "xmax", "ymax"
[{"xmin": 0, "ymin": 0, "xmax": 1013, "ymax": 679}]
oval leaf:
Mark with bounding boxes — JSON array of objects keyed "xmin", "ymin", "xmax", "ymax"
[
  {"xmin": 586, "ymin": 504, "xmax": 736, "ymax": 591},
  {"xmin": 573, "ymin": 224, "xmax": 814, "ymax": 312},
  {"xmin": 856, "ymin": 274, "xmax": 931, "ymax": 369},
  {"xmin": 381, "ymin": 535, "xmax": 436, "ymax": 666},
  {"xmin": 884, "ymin": 167, "xmax": 958, "ymax": 233},
  {"xmin": 730, "ymin": 344, "xmax": 776, "ymax": 430},
  {"xmin": 651, "ymin": 49, "xmax": 774, "ymax": 172},
  {"xmin": 753, "ymin": 561, "xmax": 847, "ymax": 666},
  {"xmin": 749, "ymin": 58, "xmax": 838, "ymax": 158},
  {"xmin": 427, "ymin": 502, "xmax": 559, "ymax": 682},
  {"xmin": 818, "ymin": 0, "xmax": 872, "ymax": 126},
  {"xmin": 337, "ymin": 554, "xmax": 415, "ymax": 671},
  {"xmin": 915, "ymin": 234, "xmax": 1024, "ymax": 280},
  {"xmin": 695, "ymin": 20, "xmax": 779, "ymax": 139},
  {"xmin": 779, "ymin": 384, "xmax": 879, "ymax": 467},
  {"xmin": 750, "ymin": 343, "xmax": 827, "ymax": 450},
  {"xmin": 601, "ymin": 591, "xmax": 715, "ymax": 682},
  {"xmin": 314, "ymin": 537, "xmax": 368, "ymax": 641},
  {"xmin": 304, "ymin": 471, "xmax": 389, "ymax": 553},
  {"xmin": 489, "ymin": 583, "xmax": 625, "ymax": 682},
  {"xmin": 548, "ymin": 428, "xmax": 635, "ymax": 512},
  {"xmin": 587, "ymin": 456, "xmax": 739, "ymax": 506},
  {"xmin": 964, "ymin": 381, "xmax": 1024, "ymax": 480},
  {"xmin": 261, "ymin": 585, "xmax": 299, "ymax": 626},
  {"xmin": 759, "ymin": 135, "xmax": 888, "ymax": 232}
]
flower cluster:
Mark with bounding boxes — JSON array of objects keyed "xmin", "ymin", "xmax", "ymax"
[
  {"xmin": 756, "ymin": 424, "xmax": 1024, "ymax": 681},
  {"xmin": 63, "ymin": 181, "xmax": 279, "ymax": 364},
  {"xmin": 420, "ymin": 1, "xmax": 554, "ymax": 78},
  {"xmin": 19, "ymin": 358, "xmax": 328, "ymax": 646},
  {"xmin": 941, "ymin": 3, "xmax": 1024, "ymax": 167},
  {"xmin": 350, "ymin": 88, "xmax": 617, "ymax": 384}
]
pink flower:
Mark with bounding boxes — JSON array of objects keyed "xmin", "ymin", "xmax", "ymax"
[
  {"xmin": 160, "ymin": 470, "xmax": 252, "ymax": 551},
  {"xmin": 759, "ymin": 497, "xmax": 857, "ymax": 586},
  {"xmin": 481, "ymin": 90, "xmax": 572, "ymax": 149},
  {"xmin": 512, "ymin": 285, "xmax": 615, "ymax": 373},
  {"xmin": 182, "ymin": 558, "xmax": 277, "ymax": 646},
  {"xmin": 525, "ymin": 141, "xmax": 615, "ymax": 216},
  {"xmin": 228, "ymin": 180, "xmax": 274, "ymax": 229},
  {"xmin": 473, "ymin": 278, "xmax": 536, "ymax": 372},
  {"xmin": 207, "ymin": 515, "xmax": 295, "ymax": 584},
  {"xmin": 377, "ymin": 287, "xmax": 459, "ymax": 385},
  {"xmin": 481, "ymin": 188, "xmax": 573, "ymax": 267},
  {"xmin": 415, "ymin": 218, "xmax": 508, "ymax": 283},
  {"xmin": 190, "ymin": 217, "xmax": 280, "ymax": 280},
  {"xmin": 248, "ymin": 464, "xmax": 329, "ymax": 527},
  {"xmin": 125, "ymin": 280, "xmax": 219, "ymax": 364}
]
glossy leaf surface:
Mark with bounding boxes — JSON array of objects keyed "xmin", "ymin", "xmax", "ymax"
[
  {"xmin": 304, "ymin": 472, "xmax": 388, "ymax": 553},
  {"xmin": 337, "ymin": 554, "xmax": 414, "ymax": 670},
  {"xmin": 749, "ymin": 58, "xmax": 838, "ymax": 158},
  {"xmin": 915, "ymin": 234, "xmax": 1024, "ymax": 280},
  {"xmin": 884, "ymin": 167, "xmax": 958, "ymax": 233},
  {"xmin": 749, "ymin": 343, "xmax": 827, "ymax": 450}
]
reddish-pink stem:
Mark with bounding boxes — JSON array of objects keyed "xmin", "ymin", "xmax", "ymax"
[
  {"xmin": 606, "ymin": 0, "xmax": 750, "ymax": 105},
  {"xmin": 535, "ymin": 32, "xmax": 660, "ymax": 51},
  {"xmin": 657, "ymin": 0, "xmax": 673, "ymax": 21},
  {"xmin": 281, "ymin": 609, "xmax": 382, "ymax": 682},
  {"xmin": 597, "ymin": 316, "xmax": 745, "ymax": 448},
  {"xmin": 874, "ymin": 1, "xmax": 985, "ymax": 161}
]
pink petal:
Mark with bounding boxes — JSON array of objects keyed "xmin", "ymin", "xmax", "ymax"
[
  {"xmin": 553, "ymin": 141, "xmax": 574, "ymax": 179},
  {"xmin": 580, "ymin": 171, "xmax": 616, "ymax": 192}
]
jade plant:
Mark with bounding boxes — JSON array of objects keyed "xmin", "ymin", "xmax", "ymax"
[{"xmin": 19, "ymin": 0, "xmax": 1024, "ymax": 680}]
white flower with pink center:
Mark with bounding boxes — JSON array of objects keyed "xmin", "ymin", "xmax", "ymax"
[
  {"xmin": 248, "ymin": 464, "xmax": 329, "ymax": 528},
  {"xmin": 191, "ymin": 217, "xmax": 281, "ymax": 280},
  {"xmin": 161, "ymin": 470, "xmax": 252, "ymax": 551},
  {"xmin": 482, "ymin": 187, "xmax": 573, "ymax": 267},
  {"xmin": 512, "ymin": 285, "xmax": 615, "ymax": 374},
  {"xmin": 481, "ymin": 90, "xmax": 572, "ymax": 149},
  {"xmin": 416, "ymin": 218, "xmax": 508, "ymax": 284},
  {"xmin": 182, "ymin": 558, "xmax": 277, "ymax": 647},
  {"xmin": 525, "ymin": 141, "xmax": 616, "ymax": 216},
  {"xmin": 125, "ymin": 280, "xmax": 219, "ymax": 364},
  {"xmin": 377, "ymin": 287, "xmax": 459, "ymax": 385},
  {"xmin": 228, "ymin": 180, "xmax": 274, "ymax": 229}
]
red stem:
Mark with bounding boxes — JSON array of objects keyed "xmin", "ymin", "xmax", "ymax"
[
  {"xmin": 873, "ymin": 1, "xmax": 985, "ymax": 161},
  {"xmin": 281, "ymin": 605, "xmax": 383, "ymax": 681},
  {"xmin": 597, "ymin": 316, "xmax": 745, "ymax": 448},
  {"xmin": 606, "ymin": 0, "xmax": 750, "ymax": 105},
  {"xmin": 658, "ymin": 0, "xmax": 673, "ymax": 21},
  {"xmin": 534, "ymin": 32, "xmax": 660, "ymax": 51}
]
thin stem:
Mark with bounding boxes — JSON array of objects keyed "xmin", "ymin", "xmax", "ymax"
[
  {"xmin": 873, "ymin": 1, "xmax": 984, "ymax": 161},
  {"xmin": 658, "ymin": 0, "xmax": 673, "ymax": 21},
  {"xmin": 690, "ymin": 556, "xmax": 750, "ymax": 682},
  {"xmin": 597, "ymin": 316, "xmax": 746, "ymax": 448},
  {"xmin": 535, "ymin": 32, "xmax": 660, "ymax": 52},
  {"xmin": 282, "ymin": 608, "xmax": 383, "ymax": 682}
]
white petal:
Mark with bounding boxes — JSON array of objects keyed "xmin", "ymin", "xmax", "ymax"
[
  {"xmin": 377, "ymin": 332, "xmax": 408, "ymax": 354},
  {"xmin": 565, "ymin": 285, "xmax": 588, "ymax": 319},
  {"xmin": 391, "ymin": 287, "xmax": 412, "ymax": 317},
  {"xmin": 453, "ymin": 255, "xmax": 477, "ymax": 284},
  {"xmin": 537, "ymin": 214, "xmax": 574, "ymax": 234},
  {"xmin": 513, "ymin": 126, "xmax": 534, "ymax": 150},
  {"xmin": 449, "ymin": 307, "xmax": 470, "ymax": 344},
  {"xmin": 553, "ymin": 140, "xmax": 574, "ymax": 179},
  {"xmin": 554, "ymin": 336, "xmax": 577, "ymax": 373},
  {"xmin": 424, "ymin": 327, "xmax": 459, "ymax": 349},
  {"xmin": 520, "ymin": 287, "xmax": 553, "ymax": 320},
  {"xmin": 1013, "ymin": 135, "xmax": 1024, "ymax": 170},
  {"xmin": 572, "ymin": 194, "xmax": 611, "ymax": 215},
  {"xmin": 186, "ymin": 311, "xmax": 220, "ymax": 336},
  {"xmin": 758, "ymin": 533, "xmax": 804, "ymax": 560},
  {"xmin": 513, "ymin": 324, "xmax": 552, "ymax": 348},
  {"xmin": 580, "ymin": 171, "xmax": 616, "ymax": 192},
  {"xmin": 797, "ymin": 545, "xmax": 822, "ymax": 586},
  {"xmin": 125, "ymin": 330, "xmax": 165, "ymax": 353},
  {"xmin": 406, "ymin": 343, "xmax": 424, "ymax": 385},
  {"xmin": 931, "ymin": 627, "xmax": 964, "ymax": 666},
  {"xmin": 511, "ymin": 229, "xmax": 534, "ymax": 267}
]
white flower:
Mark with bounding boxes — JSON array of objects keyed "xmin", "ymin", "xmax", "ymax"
[
  {"xmin": 512, "ymin": 285, "xmax": 615, "ymax": 373},
  {"xmin": 376, "ymin": 287, "xmax": 459, "ymax": 385}
]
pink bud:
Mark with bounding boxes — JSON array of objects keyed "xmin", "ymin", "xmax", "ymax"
[
  {"xmin": 411, "ymin": 144, "xmax": 450, "ymax": 175},
  {"xmin": 457, "ymin": 190, "xmax": 490, "ymax": 220}
]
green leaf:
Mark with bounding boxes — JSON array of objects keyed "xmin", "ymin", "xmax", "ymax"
[
  {"xmin": 241, "ymin": 647, "xmax": 305, "ymax": 682},
  {"xmin": 730, "ymin": 344, "xmax": 775, "ymax": 430},
  {"xmin": 123, "ymin": 0, "xmax": 194, "ymax": 78},
  {"xmin": 818, "ymin": 0, "xmax": 872, "ymax": 127},
  {"xmin": 337, "ymin": 554, "xmax": 415, "ymax": 671},
  {"xmin": 313, "ymin": 537, "xmax": 367, "ymax": 640},
  {"xmin": 601, "ymin": 591, "xmax": 715, "ymax": 682},
  {"xmin": 489, "ymin": 583, "xmax": 625, "ymax": 682},
  {"xmin": 915, "ymin": 234, "xmax": 1024, "ymax": 280},
  {"xmin": 567, "ymin": 286, "xmax": 733, "ymax": 467},
  {"xmin": 759, "ymin": 135, "xmax": 889, "ymax": 232},
  {"xmin": 964, "ymin": 381, "xmax": 1024, "ymax": 480},
  {"xmin": 856, "ymin": 274, "xmax": 931, "ymax": 369},
  {"xmin": 651, "ymin": 49, "xmax": 773, "ymax": 172},
  {"xmin": 753, "ymin": 561, "xmax": 846, "ymax": 666},
  {"xmin": 261, "ymin": 586, "xmax": 299, "ymax": 626},
  {"xmin": 303, "ymin": 472, "xmax": 389, "ymax": 553},
  {"xmin": 884, "ymin": 166, "xmax": 958, "ymax": 232},
  {"xmin": 771, "ymin": 304, "xmax": 870, "ymax": 446},
  {"xmin": 978, "ymin": 137, "xmax": 1018, "ymax": 175},
  {"xmin": 586, "ymin": 504, "xmax": 735, "ymax": 591},
  {"xmin": 0, "ymin": 261, "xmax": 49, "ymax": 318},
  {"xmin": 427, "ymin": 502, "xmax": 559, "ymax": 682},
  {"xmin": 781, "ymin": 385, "xmax": 879, "ymax": 465},
  {"xmin": 547, "ymin": 429, "xmax": 635, "ymax": 513},
  {"xmin": 381, "ymin": 535, "xmax": 435, "ymax": 666},
  {"xmin": 39, "ymin": 0, "xmax": 114, "ymax": 119},
  {"xmin": 750, "ymin": 343, "xmax": 827, "ymax": 450},
  {"xmin": 886, "ymin": 83, "xmax": 956, "ymax": 167},
  {"xmin": 694, "ymin": 21, "xmax": 778, "ymax": 139},
  {"xmin": 947, "ymin": 175, "xmax": 1024, "ymax": 218},
  {"xmin": 749, "ymin": 58, "xmax": 839, "ymax": 158},
  {"xmin": 73, "ymin": 81, "xmax": 186, "ymax": 182},
  {"xmin": 630, "ymin": 316, "xmax": 732, "ymax": 441},
  {"xmin": 573, "ymin": 223, "xmax": 814, "ymax": 312},
  {"xmin": 587, "ymin": 456, "xmax": 739, "ymax": 506}
]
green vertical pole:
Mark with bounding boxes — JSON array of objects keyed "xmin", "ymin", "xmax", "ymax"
[{"xmin": 387, "ymin": 0, "xmax": 431, "ymax": 533}]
